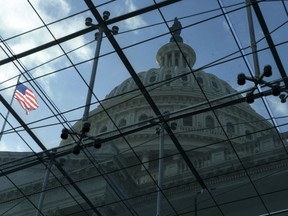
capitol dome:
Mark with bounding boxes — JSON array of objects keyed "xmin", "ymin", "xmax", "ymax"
[
  {"xmin": 57, "ymin": 23, "xmax": 282, "ymax": 215},
  {"xmin": 6, "ymin": 18, "xmax": 282, "ymax": 216},
  {"xmin": 61, "ymin": 22, "xmax": 274, "ymax": 168}
]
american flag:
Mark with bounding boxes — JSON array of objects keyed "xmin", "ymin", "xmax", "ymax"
[{"xmin": 14, "ymin": 82, "xmax": 39, "ymax": 115}]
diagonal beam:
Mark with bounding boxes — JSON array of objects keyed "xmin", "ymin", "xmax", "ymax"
[
  {"xmin": 83, "ymin": 0, "xmax": 207, "ymax": 190},
  {"xmin": 0, "ymin": 0, "xmax": 181, "ymax": 66},
  {"xmin": 0, "ymin": 85, "xmax": 282, "ymax": 177},
  {"xmin": 252, "ymin": 0, "xmax": 288, "ymax": 87},
  {"xmin": 0, "ymin": 94, "xmax": 103, "ymax": 216}
]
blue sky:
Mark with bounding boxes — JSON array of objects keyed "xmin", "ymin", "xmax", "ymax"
[{"xmin": 0, "ymin": 0, "xmax": 287, "ymax": 152}]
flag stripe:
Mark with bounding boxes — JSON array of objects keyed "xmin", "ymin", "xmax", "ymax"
[
  {"xmin": 14, "ymin": 83, "xmax": 39, "ymax": 115},
  {"xmin": 15, "ymin": 90, "xmax": 38, "ymax": 110},
  {"xmin": 25, "ymin": 89, "xmax": 39, "ymax": 108}
]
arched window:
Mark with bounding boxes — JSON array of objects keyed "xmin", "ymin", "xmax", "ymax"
[
  {"xmin": 206, "ymin": 116, "xmax": 214, "ymax": 129},
  {"xmin": 245, "ymin": 130, "xmax": 252, "ymax": 140},
  {"xmin": 211, "ymin": 79, "xmax": 218, "ymax": 89},
  {"xmin": 181, "ymin": 74, "xmax": 188, "ymax": 82},
  {"xmin": 196, "ymin": 76, "xmax": 204, "ymax": 85},
  {"xmin": 226, "ymin": 122, "xmax": 235, "ymax": 134},
  {"xmin": 149, "ymin": 75, "xmax": 156, "ymax": 83},
  {"xmin": 100, "ymin": 126, "xmax": 107, "ymax": 133},
  {"xmin": 138, "ymin": 114, "xmax": 148, "ymax": 122},
  {"xmin": 165, "ymin": 74, "xmax": 172, "ymax": 80},
  {"xmin": 168, "ymin": 53, "xmax": 172, "ymax": 67},
  {"xmin": 183, "ymin": 116, "xmax": 192, "ymax": 126},
  {"xmin": 175, "ymin": 52, "xmax": 180, "ymax": 66},
  {"xmin": 118, "ymin": 119, "xmax": 127, "ymax": 128},
  {"xmin": 165, "ymin": 74, "xmax": 172, "ymax": 86},
  {"xmin": 225, "ymin": 87, "xmax": 231, "ymax": 94}
]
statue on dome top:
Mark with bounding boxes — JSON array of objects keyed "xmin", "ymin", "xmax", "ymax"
[{"xmin": 169, "ymin": 17, "xmax": 183, "ymax": 43}]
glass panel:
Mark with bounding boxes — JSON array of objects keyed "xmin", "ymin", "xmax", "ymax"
[{"xmin": 1, "ymin": 1, "xmax": 288, "ymax": 215}]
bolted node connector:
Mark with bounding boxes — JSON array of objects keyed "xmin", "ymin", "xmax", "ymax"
[
  {"xmin": 111, "ymin": 26, "xmax": 119, "ymax": 35},
  {"xmin": 103, "ymin": 11, "xmax": 110, "ymax": 21},
  {"xmin": 279, "ymin": 94, "xmax": 287, "ymax": 103},
  {"xmin": 94, "ymin": 142, "xmax": 101, "ymax": 149},
  {"xmin": 93, "ymin": 138, "xmax": 102, "ymax": 149},
  {"xmin": 279, "ymin": 94, "xmax": 286, "ymax": 99},
  {"xmin": 263, "ymin": 65, "xmax": 272, "ymax": 77},
  {"xmin": 82, "ymin": 122, "xmax": 91, "ymax": 133},
  {"xmin": 237, "ymin": 73, "xmax": 246, "ymax": 85},
  {"xmin": 61, "ymin": 128, "xmax": 69, "ymax": 139},
  {"xmin": 272, "ymin": 85, "xmax": 281, "ymax": 96},
  {"xmin": 94, "ymin": 143, "xmax": 101, "ymax": 149},
  {"xmin": 73, "ymin": 145, "xmax": 81, "ymax": 155},
  {"xmin": 170, "ymin": 122, "xmax": 177, "ymax": 130},
  {"xmin": 85, "ymin": 17, "xmax": 93, "ymax": 26},
  {"xmin": 246, "ymin": 92, "xmax": 254, "ymax": 104}
]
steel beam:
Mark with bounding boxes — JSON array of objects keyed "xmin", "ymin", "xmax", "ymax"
[
  {"xmin": 0, "ymin": 0, "xmax": 181, "ymax": 66},
  {"xmin": 0, "ymin": 85, "xmax": 283, "ymax": 177},
  {"xmin": 0, "ymin": 94, "xmax": 102, "ymax": 216},
  {"xmin": 84, "ymin": 0, "xmax": 207, "ymax": 190},
  {"xmin": 252, "ymin": 0, "xmax": 288, "ymax": 87}
]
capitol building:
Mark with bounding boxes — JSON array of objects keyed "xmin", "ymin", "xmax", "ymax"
[{"xmin": 0, "ymin": 20, "xmax": 287, "ymax": 216}]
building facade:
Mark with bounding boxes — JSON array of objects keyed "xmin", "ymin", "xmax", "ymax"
[{"xmin": 0, "ymin": 20, "xmax": 287, "ymax": 216}]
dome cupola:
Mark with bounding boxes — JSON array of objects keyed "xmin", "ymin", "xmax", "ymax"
[{"xmin": 156, "ymin": 17, "xmax": 196, "ymax": 68}]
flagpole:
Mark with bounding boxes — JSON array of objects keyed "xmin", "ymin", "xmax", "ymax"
[
  {"xmin": 0, "ymin": 75, "xmax": 21, "ymax": 142},
  {"xmin": 156, "ymin": 123, "xmax": 164, "ymax": 216},
  {"xmin": 246, "ymin": 0, "xmax": 260, "ymax": 77}
]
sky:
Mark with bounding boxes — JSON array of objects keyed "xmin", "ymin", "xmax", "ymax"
[{"xmin": 0, "ymin": 0, "xmax": 287, "ymax": 152}]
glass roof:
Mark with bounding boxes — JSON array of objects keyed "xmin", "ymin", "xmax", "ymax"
[{"xmin": 0, "ymin": 0, "xmax": 288, "ymax": 215}]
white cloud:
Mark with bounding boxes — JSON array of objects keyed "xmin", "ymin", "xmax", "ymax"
[
  {"xmin": 266, "ymin": 96, "xmax": 288, "ymax": 117},
  {"xmin": 114, "ymin": 0, "xmax": 147, "ymax": 33},
  {"xmin": 32, "ymin": 0, "xmax": 71, "ymax": 23},
  {"xmin": 0, "ymin": 140, "xmax": 31, "ymax": 152},
  {"xmin": 0, "ymin": 1, "xmax": 42, "ymax": 37},
  {"xmin": 0, "ymin": 0, "xmax": 92, "ymax": 97},
  {"xmin": 0, "ymin": 141, "xmax": 9, "ymax": 151}
]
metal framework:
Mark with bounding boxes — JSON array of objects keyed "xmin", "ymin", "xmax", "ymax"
[{"xmin": 0, "ymin": 0, "xmax": 288, "ymax": 215}]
